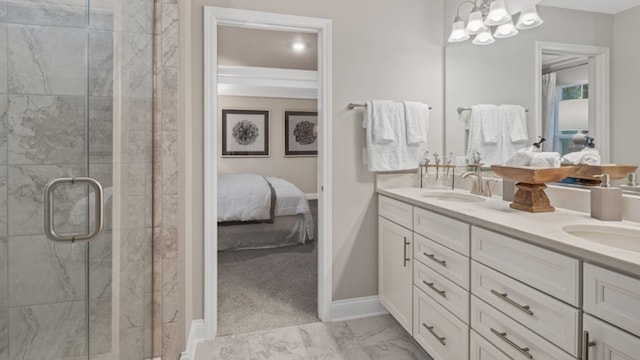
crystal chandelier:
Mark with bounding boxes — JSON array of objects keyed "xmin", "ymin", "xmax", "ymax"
[{"xmin": 448, "ymin": 0, "xmax": 544, "ymax": 45}]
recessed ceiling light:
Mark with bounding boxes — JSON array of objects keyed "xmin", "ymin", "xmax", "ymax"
[{"xmin": 292, "ymin": 42, "xmax": 306, "ymax": 52}]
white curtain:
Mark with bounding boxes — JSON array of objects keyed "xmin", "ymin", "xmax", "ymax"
[{"xmin": 541, "ymin": 72, "xmax": 557, "ymax": 152}]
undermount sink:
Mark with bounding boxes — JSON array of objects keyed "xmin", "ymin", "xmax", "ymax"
[
  {"xmin": 421, "ymin": 192, "xmax": 486, "ymax": 203},
  {"xmin": 562, "ymin": 224, "xmax": 640, "ymax": 252}
]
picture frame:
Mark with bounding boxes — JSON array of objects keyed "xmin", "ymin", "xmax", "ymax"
[
  {"xmin": 284, "ymin": 111, "xmax": 318, "ymax": 156},
  {"xmin": 222, "ymin": 109, "xmax": 269, "ymax": 157}
]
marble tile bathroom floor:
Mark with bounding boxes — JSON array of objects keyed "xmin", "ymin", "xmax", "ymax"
[{"xmin": 195, "ymin": 315, "xmax": 433, "ymax": 360}]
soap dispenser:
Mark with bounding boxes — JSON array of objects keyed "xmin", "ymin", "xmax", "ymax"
[{"xmin": 591, "ymin": 174, "xmax": 622, "ymax": 221}]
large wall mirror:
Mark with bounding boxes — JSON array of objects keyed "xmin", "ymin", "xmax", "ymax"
[{"xmin": 444, "ymin": 0, "xmax": 640, "ymax": 174}]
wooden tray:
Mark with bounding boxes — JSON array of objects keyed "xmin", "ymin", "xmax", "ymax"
[
  {"xmin": 491, "ymin": 165, "xmax": 577, "ymax": 184},
  {"xmin": 564, "ymin": 164, "xmax": 638, "ymax": 181},
  {"xmin": 491, "ymin": 165, "xmax": 577, "ymax": 213}
]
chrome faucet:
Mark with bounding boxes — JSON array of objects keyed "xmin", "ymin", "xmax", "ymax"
[{"xmin": 461, "ymin": 171, "xmax": 491, "ymax": 197}]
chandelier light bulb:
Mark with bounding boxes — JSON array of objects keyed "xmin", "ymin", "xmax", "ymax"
[
  {"xmin": 516, "ymin": 5, "xmax": 544, "ymax": 29},
  {"xmin": 448, "ymin": 19, "xmax": 470, "ymax": 42},
  {"xmin": 472, "ymin": 29, "xmax": 495, "ymax": 46},
  {"xmin": 494, "ymin": 20, "xmax": 519, "ymax": 38},
  {"xmin": 485, "ymin": 0, "xmax": 511, "ymax": 26},
  {"xmin": 466, "ymin": 10, "xmax": 488, "ymax": 35}
]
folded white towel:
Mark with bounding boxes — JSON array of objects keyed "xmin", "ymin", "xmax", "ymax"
[
  {"xmin": 531, "ymin": 152, "xmax": 561, "ymax": 168},
  {"xmin": 561, "ymin": 148, "xmax": 601, "ymax": 165},
  {"xmin": 505, "ymin": 147, "xmax": 536, "ymax": 166},
  {"xmin": 501, "ymin": 104, "xmax": 528, "ymax": 143},
  {"xmin": 582, "ymin": 149, "xmax": 601, "ymax": 165},
  {"xmin": 403, "ymin": 101, "xmax": 429, "ymax": 145},
  {"xmin": 560, "ymin": 151, "xmax": 584, "ymax": 165},
  {"xmin": 369, "ymin": 100, "xmax": 398, "ymax": 144},
  {"xmin": 362, "ymin": 102, "xmax": 426, "ymax": 172},
  {"xmin": 473, "ymin": 104, "xmax": 501, "ymax": 144},
  {"xmin": 466, "ymin": 105, "xmax": 501, "ymax": 165}
]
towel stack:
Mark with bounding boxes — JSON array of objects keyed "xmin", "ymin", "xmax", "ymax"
[
  {"xmin": 362, "ymin": 100, "xmax": 430, "ymax": 172},
  {"xmin": 466, "ymin": 104, "xmax": 529, "ymax": 165},
  {"xmin": 561, "ymin": 148, "xmax": 601, "ymax": 165}
]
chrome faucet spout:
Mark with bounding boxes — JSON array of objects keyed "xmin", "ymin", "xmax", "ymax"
[{"xmin": 461, "ymin": 171, "xmax": 490, "ymax": 197}]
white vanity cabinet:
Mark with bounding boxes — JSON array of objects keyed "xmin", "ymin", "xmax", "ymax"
[
  {"xmin": 378, "ymin": 198, "xmax": 414, "ymax": 334},
  {"xmin": 582, "ymin": 264, "xmax": 640, "ymax": 360},
  {"xmin": 377, "ymin": 192, "xmax": 640, "ymax": 360}
]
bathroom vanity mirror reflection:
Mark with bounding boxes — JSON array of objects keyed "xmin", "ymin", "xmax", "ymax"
[{"xmin": 444, "ymin": 1, "xmax": 640, "ymax": 175}]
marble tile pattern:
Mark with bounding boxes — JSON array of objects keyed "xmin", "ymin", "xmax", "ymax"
[
  {"xmin": 0, "ymin": 96, "xmax": 9, "ymax": 164},
  {"xmin": 0, "ymin": 308, "xmax": 6, "ymax": 360},
  {"xmin": 152, "ymin": 0, "xmax": 181, "ymax": 358},
  {"xmin": 7, "ymin": 165, "xmax": 86, "ymax": 236},
  {"xmin": 161, "ymin": 4, "xmax": 178, "ymax": 68},
  {"xmin": 0, "ymin": 24, "xmax": 7, "ymax": 94},
  {"xmin": 196, "ymin": 315, "xmax": 433, "ymax": 360},
  {"xmin": 8, "ymin": 24, "xmax": 86, "ymax": 96},
  {"xmin": 7, "ymin": 0, "xmax": 87, "ymax": 28},
  {"xmin": 8, "ymin": 95, "xmax": 85, "ymax": 165},
  {"xmin": 8, "ymin": 301, "xmax": 86, "ymax": 359},
  {"xmin": 8, "ymin": 236, "xmax": 86, "ymax": 306},
  {"xmin": 0, "ymin": 1, "xmax": 7, "ymax": 23},
  {"xmin": 89, "ymin": 31, "xmax": 114, "ymax": 97}
]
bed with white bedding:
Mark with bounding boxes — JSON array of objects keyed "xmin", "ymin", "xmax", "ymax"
[{"xmin": 217, "ymin": 174, "xmax": 314, "ymax": 251}]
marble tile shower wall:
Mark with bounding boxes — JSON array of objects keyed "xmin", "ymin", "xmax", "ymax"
[
  {"xmin": 0, "ymin": 0, "xmax": 155, "ymax": 359},
  {"xmin": 152, "ymin": 0, "xmax": 181, "ymax": 359}
]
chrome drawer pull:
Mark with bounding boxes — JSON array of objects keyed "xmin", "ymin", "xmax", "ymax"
[
  {"xmin": 423, "ymin": 323, "xmax": 446, "ymax": 346},
  {"xmin": 423, "ymin": 280, "xmax": 447, "ymax": 298},
  {"xmin": 423, "ymin": 252, "xmax": 447, "ymax": 267},
  {"xmin": 403, "ymin": 237, "xmax": 411, "ymax": 267},
  {"xmin": 490, "ymin": 289, "xmax": 534, "ymax": 316},
  {"xmin": 490, "ymin": 328, "xmax": 533, "ymax": 359},
  {"xmin": 581, "ymin": 331, "xmax": 596, "ymax": 360}
]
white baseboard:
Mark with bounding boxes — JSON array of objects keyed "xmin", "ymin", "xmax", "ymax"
[
  {"xmin": 330, "ymin": 295, "xmax": 388, "ymax": 322},
  {"xmin": 180, "ymin": 319, "xmax": 206, "ymax": 360}
]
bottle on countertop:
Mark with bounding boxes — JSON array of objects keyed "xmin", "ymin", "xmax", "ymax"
[{"xmin": 591, "ymin": 173, "xmax": 622, "ymax": 221}]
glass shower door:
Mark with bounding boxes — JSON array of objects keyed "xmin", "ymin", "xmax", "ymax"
[{"xmin": 0, "ymin": 0, "xmax": 154, "ymax": 359}]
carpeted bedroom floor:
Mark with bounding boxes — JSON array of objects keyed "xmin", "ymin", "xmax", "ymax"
[{"xmin": 217, "ymin": 200, "xmax": 319, "ymax": 336}]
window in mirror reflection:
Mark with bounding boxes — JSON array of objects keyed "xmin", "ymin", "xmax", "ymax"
[{"xmin": 543, "ymin": 61, "xmax": 590, "ymax": 156}]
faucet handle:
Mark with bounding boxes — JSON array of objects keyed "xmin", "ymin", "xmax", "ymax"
[{"xmin": 594, "ymin": 174, "xmax": 612, "ymax": 188}]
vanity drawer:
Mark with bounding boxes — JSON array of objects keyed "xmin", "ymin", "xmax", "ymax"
[
  {"xmin": 471, "ymin": 261, "xmax": 580, "ymax": 356},
  {"xmin": 584, "ymin": 263, "xmax": 640, "ymax": 336},
  {"xmin": 470, "ymin": 330, "xmax": 510, "ymax": 360},
  {"xmin": 414, "ymin": 207, "xmax": 470, "ymax": 256},
  {"xmin": 415, "ymin": 259, "xmax": 469, "ymax": 323},
  {"xmin": 414, "ymin": 287, "xmax": 469, "ymax": 360},
  {"xmin": 471, "ymin": 296, "xmax": 575, "ymax": 360},
  {"xmin": 471, "ymin": 226, "xmax": 580, "ymax": 306},
  {"xmin": 379, "ymin": 195, "xmax": 413, "ymax": 229},
  {"xmin": 414, "ymin": 233, "xmax": 470, "ymax": 290}
]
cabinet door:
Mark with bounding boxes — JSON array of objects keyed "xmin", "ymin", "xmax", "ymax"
[
  {"xmin": 583, "ymin": 314, "xmax": 640, "ymax": 360},
  {"xmin": 379, "ymin": 217, "xmax": 413, "ymax": 334}
]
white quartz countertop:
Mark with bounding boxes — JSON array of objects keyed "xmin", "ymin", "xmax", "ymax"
[{"xmin": 378, "ymin": 187, "xmax": 640, "ymax": 278}]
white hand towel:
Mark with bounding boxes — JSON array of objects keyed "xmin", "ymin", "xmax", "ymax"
[
  {"xmin": 362, "ymin": 101, "xmax": 425, "ymax": 172},
  {"xmin": 403, "ymin": 101, "xmax": 429, "ymax": 144},
  {"xmin": 474, "ymin": 104, "xmax": 501, "ymax": 144},
  {"xmin": 505, "ymin": 147, "xmax": 536, "ymax": 166},
  {"xmin": 561, "ymin": 151, "xmax": 584, "ymax": 165},
  {"xmin": 501, "ymin": 104, "xmax": 528, "ymax": 143},
  {"xmin": 369, "ymin": 100, "xmax": 397, "ymax": 144},
  {"xmin": 531, "ymin": 152, "xmax": 561, "ymax": 168},
  {"xmin": 466, "ymin": 105, "xmax": 502, "ymax": 165},
  {"xmin": 581, "ymin": 148, "xmax": 601, "ymax": 165}
]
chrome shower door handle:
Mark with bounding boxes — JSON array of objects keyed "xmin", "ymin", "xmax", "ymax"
[{"xmin": 44, "ymin": 177, "xmax": 104, "ymax": 243}]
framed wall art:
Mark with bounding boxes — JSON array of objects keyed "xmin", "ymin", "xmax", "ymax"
[
  {"xmin": 284, "ymin": 111, "xmax": 318, "ymax": 156},
  {"xmin": 222, "ymin": 109, "xmax": 269, "ymax": 157}
]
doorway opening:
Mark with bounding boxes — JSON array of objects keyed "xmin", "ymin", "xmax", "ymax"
[{"xmin": 203, "ymin": 7, "xmax": 333, "ymax": 340}]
